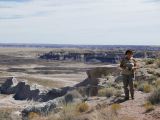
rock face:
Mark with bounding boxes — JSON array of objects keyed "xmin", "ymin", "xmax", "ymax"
[
  {"xmin": 22, "ymin": 98, "xmax": 60, "ymax": 120},
  {"xmin": 75, "ymin": 66, "xmax": 120, "ymax": 96},
  {"xmin": 0, "ymin": 77, "xmax": 18, "ymax": 94},
  {"xmin": 86, "ymin": 66, "xmax": 120, "ymax": 79},
  {"xmin": 0, "ymin": 66, "xmax": 119, "ymax": 100},
  {"xmin": 22, "ymin": 90, "xmax": 82, "ymax": 120},
  {"xmin": 13, "ymin": 81, "xmax": 40, "ymax": 101},
  {"xmin": 40, "ymin": 87, "xmax": 71, "ymax": 102},
  {"xmin": 39, "ymin": 51, "xmax": 121, "ymax": 63},
  {"xmin": 0, "ymin": 77, "xmax": 70, "ymax": 102},
  {"xmin": 39, "ymin": 50, "xmax": 159, "ymax": 64}
]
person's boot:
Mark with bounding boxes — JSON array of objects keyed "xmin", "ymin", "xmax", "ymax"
[
  {"xmin": 124, "ymin": 89, "xmax": 129, "ymax": 101},
  {"xmin": 131, "ymin": 91, "xmax": 134, "ymax": 100},
  {"xmin": 124, "ymin": 96, "xmax": 129, "ymax": 101},
  {"xmin": 131, "ymin": 95, "xmax": 134, "ymax": 100}
]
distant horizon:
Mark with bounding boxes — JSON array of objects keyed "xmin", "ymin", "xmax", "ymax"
[{"xmin": 0, "ymin": 42, "xmax": 160, "ymax": 46}]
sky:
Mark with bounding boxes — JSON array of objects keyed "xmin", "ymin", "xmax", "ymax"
[{"xmin": 0, "ymin": 0, "xmax": 160, "ymax": 45}]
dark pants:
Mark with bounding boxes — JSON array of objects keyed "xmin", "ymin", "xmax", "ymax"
[{"xmin": 122, "ymin": 74, "xmax": 134, "ymax": 99}]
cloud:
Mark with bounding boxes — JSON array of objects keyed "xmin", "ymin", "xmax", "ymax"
[
  {"xmin": 0, "ymin": 0, "xmax": 160, "ymax": 45},
  {"xmin": 0, "ymin": 0, "xmax": 101, "ymax": 20},
  {"xmin": 0, "ymin": 0, "xmax": 31, "ymax": 2},
  {"xmin": 0, "ymin": 15, "xmax": 24, "ymax": 19},
  {"xmin": 0, "ymin": 0, "xmax": 51, "ymax": 19}
]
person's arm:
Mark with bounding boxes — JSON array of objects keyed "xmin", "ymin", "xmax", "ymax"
[{"xmin": 132, "ymin": 59, "xmax": 139, "ymax": 70}]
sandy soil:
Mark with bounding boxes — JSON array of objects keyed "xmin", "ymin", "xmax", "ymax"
[{"xmin": 76, "ymin": 91, "xmax": 160, "ymax": 120}]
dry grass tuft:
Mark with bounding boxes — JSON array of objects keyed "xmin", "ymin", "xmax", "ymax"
[
  {"xmin": 148, "ymin": 87, "xmax": 160, "ymax": 105},
  {"xmin": 155, "ymin": 59, "xmax": 160, "ymax": 68},
  {"xmin": 28, "ymin": 112, "xmax": 40, "ymax": 120},
  {"xmin": 155, "ymin": 79, "xmax": 160, "ymax": 87},
  {"xmin": 137, "ymin": 82, "xmax": 153, "ymax": 93},
  {"xmin": 0, "ymin": 108, "xmax": 21, "ymax": 120},
  {"xmin": 76, "ymin": 102, "xmax": 89, "ymax": 113},
  {"xmin": 98, "ymin": 87, "xmax": 115, "ymax": 97},
  {"xmin": 143, "ymin": 102, "xmax": 154, "ymax": 113},
  {"xmin": 111, "ymin": 104, "xmax": 121, "ymax": 115}
]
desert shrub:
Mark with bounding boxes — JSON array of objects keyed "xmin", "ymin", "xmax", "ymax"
[
  {"xmin": 155, "ymin": 59, "xmax": 160, "ymax": 67},
  {"xmin": 137, "ymin": 82, "xmax": 153, "ymax": 93},
  {"xmin": 28, "ymin": 112, "xmax": 40, "ymax": 120},
  {"xmin": 47, "ymin": 103, "xmax": 77, "ymax": 120},
  {"xmin": 61, "ymin": 104, "xmax": 77, "ymax": 120},
  {"xmin": 148, "ymin": 87, "xmax": 160, "ymax": 105},
  {"xmin": 0, "ymin": 109, "xmax": 11, "ymax": 120},
  {"xmin": 105, "ymin": 87, "xmax": 116, "ymax": 97},
  {"xmin": 76, "ymin": 102, "xmax": 89, "ymax": 113},
  {"xmin": 98, "ymin": 88, "xmax": 107, "ymax": 97},
  {"xmin": 64, "ymin": 90, "xmax": 82, "ymax": 104},
  {"xmin": 155, "ymin": 72, "xmax": 160, "ymax": 77},
  {"xmin": 98, "ymin": 87, "xmax": 115, "ymax": 97},
  {"xmin": 143, "ymin": 84, "xmax": 153, "ymax": 93},
  {"xmin": 134, "ymin": 81, "xmax": 138, "ymax": 88},
  {"xmin": 147, "ymin": 70, "xmax": 155, "ymax": 74},
  {"xmin": 111, "ymin": 104, "xmax": 121, "ymax": 115},
  {"xmin": 0, "ymin": 108, "xmax": 21, "ymax": 120},
  {"xmin": 143, "ymin": 101, "xmax": 154, "ymax": 113},
  {"xmin": 155, "ymin": 79, "xmax": 160, "ymax": 87},
  {"xmin": 111, "ymin": 83, "xmax": 122, "ymax": 89},
  {"xmin": 145, "ymin": 59, "xmax": 155, "ymax": 65},
  {"xmin": 114, "ymin": 90, "xmax": 123, "ymax": 97},
  {"xmin": 147, "ymin": 75, "xmax": 157, "ymax": 84}
]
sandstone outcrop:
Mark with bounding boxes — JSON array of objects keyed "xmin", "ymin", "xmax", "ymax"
[
  {"xmin": 0, "ymin": 77, "xmax": 71, "ymax": 102},
  {"xmin": 75, "ymin": 66, "xmax": 120, "ymax": 96},
  {"xmin": 22, "ymin": 90, "xmax": 82, "ymax": 120},
  {"xmin": 0, "ymin": 77, "xmax": 18, "ymax": 94}
]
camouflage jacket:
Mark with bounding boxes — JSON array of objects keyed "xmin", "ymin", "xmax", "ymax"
[{"xmin": 120, "ymin": 57, "xmax": 137, "ymax": 75}]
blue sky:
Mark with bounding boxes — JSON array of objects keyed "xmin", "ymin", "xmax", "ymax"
[{"xmin": 0, "ymin": 0, "xmax": 160, "ymax": 45}]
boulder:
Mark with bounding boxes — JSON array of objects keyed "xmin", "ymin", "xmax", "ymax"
[
  {"xmin": 22, "ymin": 99, "xmax": 60, "ymax": 120},
  {"xmin": 13, "ymin": 82, "xmax": 40, "ymax": 100},
  {"xmin": 22, "ymin": 89, "xmax": 82, "ymax": 120},
  {"xmin": 40, "ymin": 87, "xmax": 71, "ymax": 102},
  {"xmin": 75, "ymin": 66, "xmax": 119, "ymax": 96},
  {"xmin": 0, "ymin": 77, "xmax": 70, "ymax": 101},
  {"xmin": 1, "ymin": 77, "xmax": 18, "ymax": 94}
]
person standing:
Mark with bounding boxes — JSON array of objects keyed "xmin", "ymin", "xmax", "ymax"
[{"xmin": 120, "ymin": 50, "xmax": 138, "ymax": 100}]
